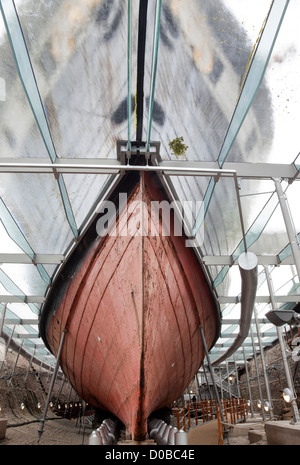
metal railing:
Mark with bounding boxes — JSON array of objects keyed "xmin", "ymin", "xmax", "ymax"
[{"xmin": 172, "ymin": 398, "xmax": 249, "ymax": 445}]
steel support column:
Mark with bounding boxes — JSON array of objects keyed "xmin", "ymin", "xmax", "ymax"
[
  {"xmin": 226, "ymin": 362, "xmax": 232, "ymax": 398},
  {"xmin": 250, "ymin": 325, "xmax": 266, "ymax": 420},
  {"xmin": 264, "ymin": 265, "xmax": 300, "ymax": 423},
  {"xmin": 243, "ymin": 347, "xmax": 254, "ymax": 417},
  {"xmin": 38, "ymin": 330, "xmax": 66, "ymax": 443},
  {"xmin": 199, "ymin": 326, "xmax": 227, "ymax": 435},
  {"xmin": 233, "ymin": 356, "xmax": 241, "ymax": 398},
  {"xmin": 253, "ymin": 305, "xmax": 274, "ymax": 418},
  {"xmin": 8, "ymin": 340, "xmax": 24, "ymax": 386},
  {"xmin": 0, "ymin": 325, "xmax": 15, "ymax": 374},
  {"xmin": 24, "ymin": 348, "xmax": 36, "ymax": 383}
]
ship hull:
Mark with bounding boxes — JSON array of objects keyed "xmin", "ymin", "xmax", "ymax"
[{"xmin": 40, "ymin": 171, "xmax": 220, "ymax": 440}]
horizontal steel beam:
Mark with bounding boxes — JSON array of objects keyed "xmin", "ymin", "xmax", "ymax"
[
  {"xmin": 0, "ymin": 253, "xmax": 64, "ymax": 265},
  {"xmin": 13, "ymin": 333, "xmax": 39, "ymax": 339},
  {"xmin": 0, "ymin": 295, "xmax": 45, "ymax": 303},
  {"xmin": 218, "ymin": 295, "xmax": 300, "ymax": 304},
  {"xmin": 220, "ymin": 332, "xmax": 278, "ymax": 338},
  {"xmin": 4, "ymin": 318, "xmax": 38, "ymax": 325},
  {"xmin": 0, "ymin": 158, "xmax": 298, "ymax": 180},
  {"xmin": 203, "ymin": 255, "xmax": 295, "ymax": 266},
  {"xmin": 160, "ymin": 160, "xmax": 299, "ymax": 180},
  {"xmin": 0, "ymin": 158, "xmax": 122, "ymax": 174},
  {"xmin": 0, "ymin": 253, "xmax": 294, "ymax": 267},
  {"xmin": 213, "ymin": 342, "xmax": 268, "ymax": 348},
  {"xmin": 2, "ymin": 294, "xmax": 298, "ymax": 305},
  {"xmin": 221, "ymin": 318, "xmax": 268, "ymax": 325}
]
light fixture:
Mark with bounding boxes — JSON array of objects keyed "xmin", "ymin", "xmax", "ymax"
[
  {"xmin": 282, "ymin": 388, "xmax": 296, "ymax": 403},
  {"xmin": 49, "ymin": 402, "xmax": 53, "ymax": 408},
  {"xmin": 247, "ymin": 400, "xmax": 251, "ymax": 407},
  {"xmin": 20, "ymin": 403, "xmax": 25, "ymax": 410},
  {"xmin": 257, "ymin": 400, "xmax": 262, "ymax": 409},
  {"xmin": 263, "ymin": 401, "xmax": 270, "ymax": 412},
  {"xmin": 266, "ymin": 309, "xmax": 300, "ymax": 327},
  {"xmin": 37, "ymin": 402, "xmax": 41, "ymax": 409}
]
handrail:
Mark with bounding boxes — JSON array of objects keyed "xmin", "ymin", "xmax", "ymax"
[{"xmin": 172, "ymin": 397, "xmax": 249, "ymax": 445}]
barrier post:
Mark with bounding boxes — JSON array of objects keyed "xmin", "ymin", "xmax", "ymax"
[
  {"xmin": 187, "ymin": 401, "xmax": 191, "ymax": 429},
  {"xmin": 195, "ymin": 399, "xmax": 198, "ymax": 425},
  {"xmin": 182, "ymin": 408, "xmax": 186, "ymax": 432},
  {"xmin": 176, "ymin": 408, "xmax": 180, "ymax": 430},
  {"xmin": 201, "ymin": 400, "xmax": 206, "ymax": 423},
  {"xmin": 229, "ymin": 398, "xmax": 233, "ymax": 425},
  {"xmin": 217, "ymin": 407, "xmax": 224, "ymax": 445}
]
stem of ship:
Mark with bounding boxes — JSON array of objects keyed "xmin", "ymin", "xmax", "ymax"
[
  {"xmin": 199, "ymin": 325, "xmax": 228, "ymax": 442},
  {"xmin": 38, "ymin": 329, "xmax": 66, "ymax": 444}
]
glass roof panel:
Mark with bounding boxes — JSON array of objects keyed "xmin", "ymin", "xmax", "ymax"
[
  {"xmin": 0, "ymin": 11, "xmax": 51, "ymax": 159},
  {"xmin": 1, "ymin": 263, "xmax": 47, "ymax": 295},
  {"xmin": 0, "ymin": 172, "xmax": 74, "ymax": 253},
  {"xmin": 227, "ymin": 0, "xmax": 300, "ymax": 164},
  {"xmin": 63, "ymin": 173, "xmax": 110, "ymax": 227},
  {"xmin": 151, "ymin": 0, "xmax": 272, "ymax": 163},
  {"xmin": 14, "ymin": 0, "xmax": 129, "ymax": 160}
]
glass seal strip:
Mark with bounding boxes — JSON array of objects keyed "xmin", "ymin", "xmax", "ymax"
[
  {"xmin": 146, "ymin": 0, "xmax": 162, "ymax": 152},
  {"xmin": 127, "ymin": 0, "xmax": 132, "ymax": 151}
]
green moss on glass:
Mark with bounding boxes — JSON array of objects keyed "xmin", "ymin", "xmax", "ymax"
[{"xmin": 169, "ymin": 136, "xmax": 188, "ymax": 158}]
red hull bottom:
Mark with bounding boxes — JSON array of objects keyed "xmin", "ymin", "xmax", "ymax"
[{"xmin": 44, "ymin": 172, "xmax": 219, "ymax": 439}]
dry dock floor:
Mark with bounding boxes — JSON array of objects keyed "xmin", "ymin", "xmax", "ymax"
[{"xmin": 2, "ymin": 412, "xmax": 300, "ymax": 445}]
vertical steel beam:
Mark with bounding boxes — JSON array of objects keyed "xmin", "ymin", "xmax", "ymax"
[
  {"xmin": 233, "ymin": 356, "xmax": 241, "ymax": 398},
  {"xmin": 264, "ymin": 265, "xmax": 300, "ymax": 423},
  {"xmin": 253, "ymin": 305, "xmax": 274, "ymax": 418},
  {"xmin": 195, "ymin": 374, "xmax": 201, "ymax": 400},
  {"xmin": 243, "ymin": 347, "xmax": 254, "ymax": 417},
  {"xmin": 219, "ymin": 368, "xmax": 224, "ymax": 400},
  {"xmin": 24, "ymin": 347, "xmax": 36, "ymax": 383},
  {"xmin": 0, "ymin": 324, "xmax": 15, "ymax": 373},
  {"xmin": 8, "ymin": 340, "xmax": 23, "ymax": 385},
  {"xmin": 38, "ymin": 330, "xmax": 66, "ymax": 443},
  {"xmin": 0, "ymin": 304, "xmax": 7, "ymax": 371},
  {"xmin": 55, "ymin": 374, "xmax": 66, "ymax": 408},
  {"xmin": 0, "ymin": 303, "xmax": 6, "ymax": 335},
  {"xmin": 199, "ymin": 326, "xmax": 226, "ymax": 430},
  {"xmin": 226, "ymin": 361, "xmax": 231, "ymax": 398},
  {"xmin": 250, "ymin": 325, "xmax": 266, "ymax": 420}
]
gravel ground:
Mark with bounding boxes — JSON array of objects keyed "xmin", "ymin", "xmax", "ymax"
[{"xmin": 1, "ymin": 416, "xmax": 90, "ymax": 446}]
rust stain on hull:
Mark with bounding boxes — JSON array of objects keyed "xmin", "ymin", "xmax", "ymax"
[{"xmin": 40, "ymin": 171, "xmax": 220, "ymax": 440}]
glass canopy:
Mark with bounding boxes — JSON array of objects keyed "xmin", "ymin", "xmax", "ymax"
[{"xmin": 0, "ymin": 0, "xmax": 299, "ymax": 370}]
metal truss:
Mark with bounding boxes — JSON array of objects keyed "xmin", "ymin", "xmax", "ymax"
[{"xmin": 0, "ymin": 158, "xmax": 298, "ymax": 182}]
